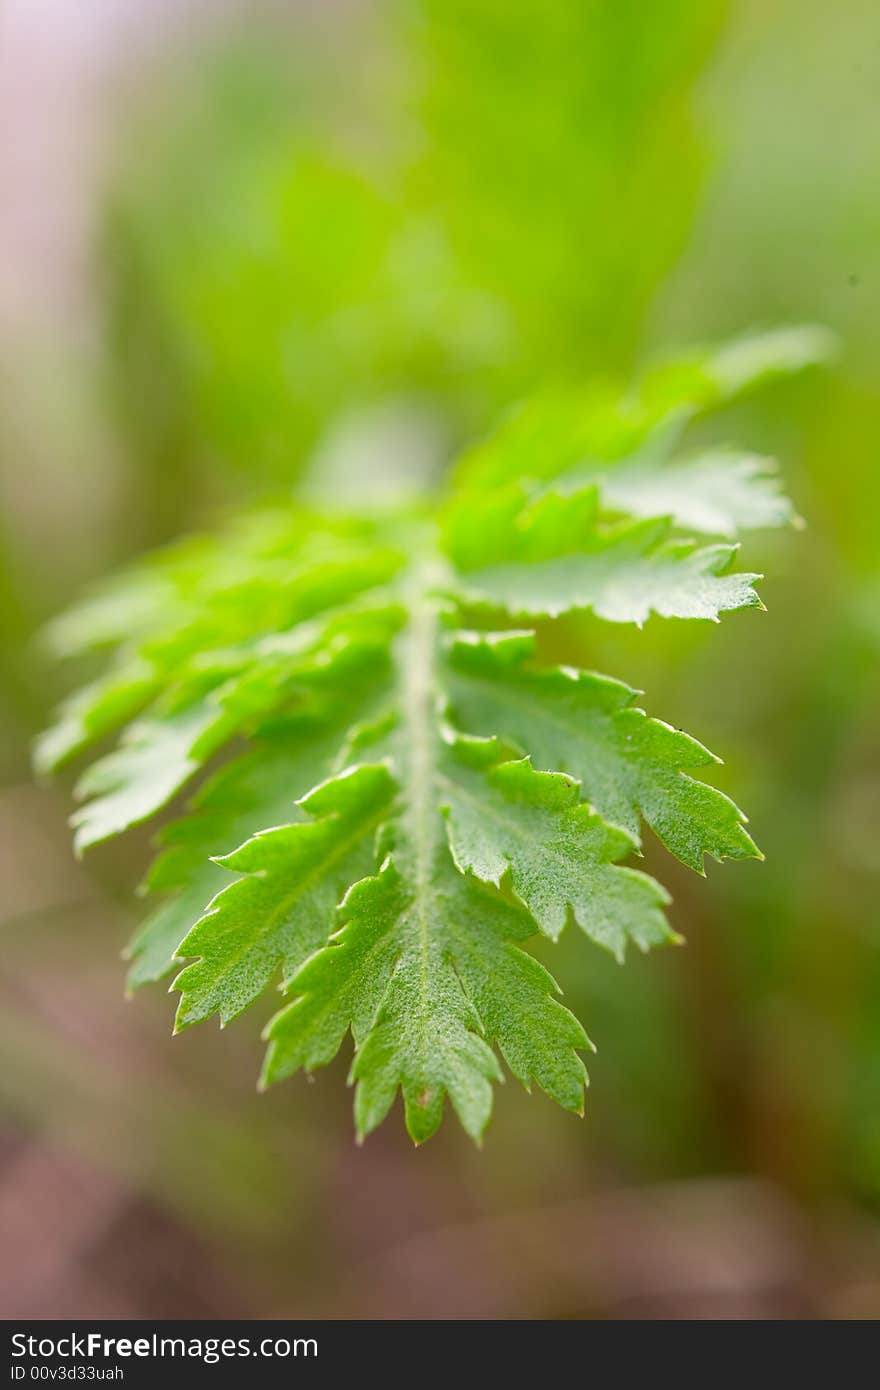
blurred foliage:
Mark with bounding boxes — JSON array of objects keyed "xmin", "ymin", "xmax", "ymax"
[
  {"xmin": 101, "ymin": 0, "xmax": 724, "ymax": 499},
  {"xmin": 646, "ymin": 0, "xmax": 880, "ymax": 1211}
]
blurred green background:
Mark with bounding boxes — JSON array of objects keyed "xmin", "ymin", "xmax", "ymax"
[{"xmin": 1, "ymin": 0, "xmax": 878, "ymax": 1318}]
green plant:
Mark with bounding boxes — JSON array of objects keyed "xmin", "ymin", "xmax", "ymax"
[{"xmin": 37, "ymin": 327, "xmax": 832, "ymax": 1143}]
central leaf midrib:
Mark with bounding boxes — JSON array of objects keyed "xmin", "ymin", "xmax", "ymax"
[{"xmin": 398, "ymin": 578, "xmax": 441, "ymax": 1016}]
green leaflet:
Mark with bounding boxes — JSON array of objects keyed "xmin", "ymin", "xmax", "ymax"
[
  {"xmin": 174, "ymin": 764, "xmax": 395, "ymax": 1030},
  {"xmin": 127, "ymin": 718, "xmax": 353, "ymax": 989},
  {"xmin": 36, "ymin": 329, "xmax": 818, "ymax": 1142},
  {"xmin": 439, "ymin": 733, "xmax": 673, "ymax": 958},
  {"xmin": 451, "ymin": 324, "xmax": 835, "ymax": 502},
  {"xmin": 33, "ymin": 657, "xmax": 159, "ymax": 777},
  {"xmin": 456, "ymin": 505, "xmax": 762, "ymax": 625},
  {"xmin": 42, "ymin": 512, "xmax": 401, "ymax": 662},
  {"xmin": 128, "ymin": 616, "xmax": 402, "ymax": 989},
  {"xmin": 263, "ymin": 851, "xmax": 590, "ymax": 1144},
  {"xmin": 41, "ymin": 565, "xmax": 180, "ymax": 659},
  {"xmin": 642, "ymin": 324, "xmax": 839, "ymax": 411},
  {"xmin": 447, "ymin": 484, "xmax": 763, "ymax": 625},
  {"xmin": 72, "ymin": 702, "xmax": 216, "ymax": 855},
  {"xmin": 70, "ymin": 604, "xmax": 401, "ymax": 852},
  {"xmin": 445, "ymin": 629, "xmax": 758, "ymax": 873},
  {"xmin": 38, "ymin": 516, "xmax": 403, "ymax": 786},
  {"xmin": 594, "ymin": 448, "xmax": 798, "ymax": 538},
  {"xmin": 445, "ymin": 324, "xmax": 832, "ymax": 580}
]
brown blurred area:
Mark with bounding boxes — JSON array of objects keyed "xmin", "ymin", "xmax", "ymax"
[{"xmin": 2, "ymin": 0, "xmax": 880, "ymax": 1320}]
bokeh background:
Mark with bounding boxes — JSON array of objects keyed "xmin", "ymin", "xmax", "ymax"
[{"xmin": 1, "ymin": 0, "xmax": 879, "ymax": 1319}]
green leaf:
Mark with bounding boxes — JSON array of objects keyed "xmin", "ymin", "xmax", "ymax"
[
  {"xmin": 173, "ymin": 763, "xmax": 395, "ymax": 1030},
  {"xmin": 126, "ymin": 719, "xmax": 352, "ymax": 989},
  {"xmin": 445, "ymin": 630, "xmax": 759, "ymax": 873},
  {"xmin": 440, "ymin": 732, "xmax": 673, "ymax": 958},
  {"xmin": 72, "ymin": 703, "xmax": 217, "ymax": 855},
  {"xmin": 36, "ymin": 331, "xmax": 811, "ymax": 1142},
  {"xmin": 641, "ymin": 323, "xmax": 839, "ymax": 413},
  {"xmin": 457, "ymin": 506, "xmax": 762, "ymax": 625},
  {"xmin": 71, "ymin": 604, "xmax": 401, "ymax": 852},
  {"xmin": 34, "ymin": 657, "xmax": 158, "ymax": 776},
  {"xmin": 41, "ymin": 566, "xmax": 178, "ymax": 659},
  {"xmin": 594, "ymin": 448, "xmax": 798, "ymax": 537},
  {"xmin": 450, "ymin": 325, "xmax": 834, "ymax": 508},
  {"xmin": 263, "ymin": 852, "xmax": 590, "ymax": 1143},
  {"xmin": 257, "ymin": 592, "xmax": 657, "ymax": 1139}
]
